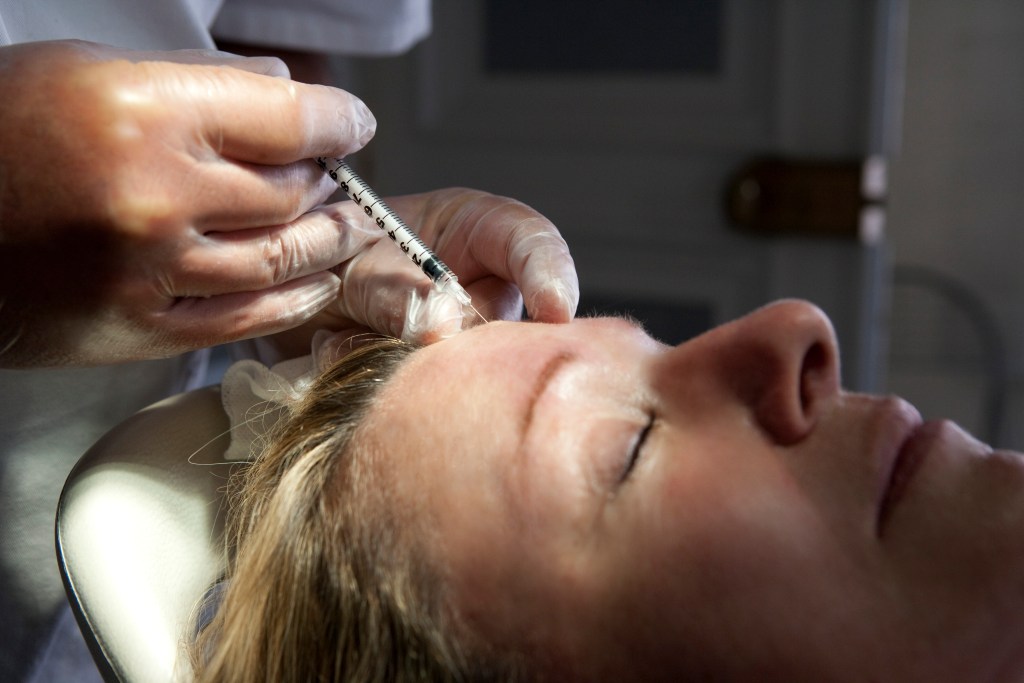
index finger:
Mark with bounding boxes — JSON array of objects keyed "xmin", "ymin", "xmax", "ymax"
[
  {"xmin": 139, "ymin": 60, "xmax": 376, "ymax": 164},
  {"xmin": 391, "ymin": 191, "xmax": 580, "ymax": 323}
]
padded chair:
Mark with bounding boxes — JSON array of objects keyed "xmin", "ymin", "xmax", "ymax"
[{"xmin": 55, "ymin": 386, "xmax": 234, "ymax": 683}]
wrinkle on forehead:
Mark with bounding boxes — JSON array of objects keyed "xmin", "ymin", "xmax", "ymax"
[{"xmin": 521, "ymin": 351, "xmax": 577, "ymax": 439}]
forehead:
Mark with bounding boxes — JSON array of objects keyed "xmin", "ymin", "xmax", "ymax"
[
  {"xmin": 355, "ymin": 321, "xmax": 570, "ymax": 564},
  {"xmin": 386, "ymin": 316, "xmax": 655, "ymax": 411},
  {"xmin": 368, "ymin": 320, "xmax": 570, "ymax": 455},
  {"xmin": 357, "ymin": 316, "xmax": 653, "ymax": 509}
]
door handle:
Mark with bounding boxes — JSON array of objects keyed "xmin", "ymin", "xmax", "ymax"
[{"xmin": 725, "ymin": 156, "xmax": 887, "ymax": 242}]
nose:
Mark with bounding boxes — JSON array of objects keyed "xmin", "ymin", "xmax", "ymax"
[{"xmin": 657, "ymin": 299, "xmax": 840, "ymax": 445}]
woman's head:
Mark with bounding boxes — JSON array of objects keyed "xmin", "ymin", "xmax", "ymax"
[
  {"xmin": 200, "ymin": 300, "xmax": 1024, "ymax": 682},
  {"xmin": 195, "ymin": 338, "xmax": 522, "ymax": 682}
]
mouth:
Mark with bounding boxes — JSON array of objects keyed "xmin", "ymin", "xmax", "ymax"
[{"xmin": 876, "ymin": 402, "xmax": 926, "ymax": 536}]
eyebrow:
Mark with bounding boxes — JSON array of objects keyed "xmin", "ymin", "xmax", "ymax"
[{"xmin": 521, "ymin": 351, "xmax": 576, "ymax": 438}]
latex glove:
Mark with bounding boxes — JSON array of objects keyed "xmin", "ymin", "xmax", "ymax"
[
  {"xmin": 384, "ymin": 188, "xmax": 579, "ymax": 337},
  {"xmin": 0, "ymin": 40, "xmax": 376, "ymax": 367},
  {"xmin": 268, "ymin": 187, "xmax": 579, "ymax": 356}
]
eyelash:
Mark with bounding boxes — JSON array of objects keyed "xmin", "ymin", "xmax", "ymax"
[{"xmin": 621, "ymin": 414, "xmax": 655, "ymax": 483}]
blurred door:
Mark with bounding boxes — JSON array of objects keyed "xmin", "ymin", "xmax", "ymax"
[{"xmin": 357, "ymin": 0, "xmax": 905, "ymax": 390}]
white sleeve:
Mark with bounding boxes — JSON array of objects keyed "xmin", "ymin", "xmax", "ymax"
[
  {"xmin": 210, "ymin": 0, "xmax": 430, "ymax": 56},
  {"xmin": 0, "ymin": 0, "xmax": 219, "ymax": 49}
]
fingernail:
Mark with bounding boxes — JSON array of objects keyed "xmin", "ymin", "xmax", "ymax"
[
  {"xmin": 351, "ymin": 97, "xmax": 377, "ymax": 147},
  {"xmin": 527, "ymin": 282, "xmax": 579, "ymax": 323},
  {"xmin": 296, "ymin": 275, "xmax": 340, "ymax": 316},
  {"xmin": 402, "ymin": 286, "xmax": 463, "ymax": 343}
]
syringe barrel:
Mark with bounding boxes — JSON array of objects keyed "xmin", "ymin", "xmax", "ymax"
[{"xmin": 315, "ymin": 157, "xmax": 462, "ymax": 292}]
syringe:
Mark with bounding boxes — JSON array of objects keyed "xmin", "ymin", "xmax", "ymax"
[{"xmin": 314, "ymin": 156, "xmax": 474, "ymax": 308}]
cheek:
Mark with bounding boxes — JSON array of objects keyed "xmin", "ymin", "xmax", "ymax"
[
  {"xmin": 597, "ymin": 428, "xmax": 911, "ymax": 678},
  {"xmin": 652, "ymin": 427, "xmax": 846, "ymax": 585},
  {"xmin": 644, "ymin": 448, "xmax": 816, "ymax": 592},
  {"xmin": 605, "ymin": 432, "xmax": 847, "ymax": 632}
]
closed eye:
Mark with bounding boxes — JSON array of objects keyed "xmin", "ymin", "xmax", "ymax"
[{"xmin": 621, "ymin": 414, "xmax": 655, "ymax": 483}]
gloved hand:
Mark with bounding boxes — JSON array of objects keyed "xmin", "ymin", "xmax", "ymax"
[
  {"xmin": 0, "ymin": 40, "xmax": 376, "ymax": 367},
  {"xmin": 266, "ymin": 187, "xmax": 579, "ymax": 358}
]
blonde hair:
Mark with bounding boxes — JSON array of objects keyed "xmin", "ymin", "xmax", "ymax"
[{"xmin": 192, "ymin": 338, "xmax": 524, "ymax": 682}]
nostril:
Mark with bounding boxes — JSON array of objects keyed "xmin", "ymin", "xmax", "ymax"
[
  {"xmin": 708, "ymin": 299, "xmax": 840, "ymax": 446},
  {"xmin": 800, "ymin": 341, "xmax": 829, "ymax": 413}
]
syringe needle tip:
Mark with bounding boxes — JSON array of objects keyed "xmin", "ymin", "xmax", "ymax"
[{"xmin": 467, "ymin": 303, "xmax": 488, "ymax": 325}]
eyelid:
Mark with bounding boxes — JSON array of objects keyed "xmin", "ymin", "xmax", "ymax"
[{"xmin": 620, "ymin": 414, "xmax": 655, "ymax": 484}]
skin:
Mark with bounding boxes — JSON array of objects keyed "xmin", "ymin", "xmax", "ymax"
[{"xmin": 362, "ymin": 300, "xmax": 1024, "ymax": 682}]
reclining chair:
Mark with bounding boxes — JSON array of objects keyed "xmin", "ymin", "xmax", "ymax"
[{"xmin": 55, "ymin": 386, "xmax": 233, "ymax": 683}]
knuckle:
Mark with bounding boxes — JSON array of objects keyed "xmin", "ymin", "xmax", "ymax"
[
  {"xmin": 72, "ymin": 64, "xmax": 188, "ymax": 236},
  {"xmin": 262, "ymin": 228, "xmax": 303, "ymax": 284},
  {"xmin": 103, "ymin": 180, "xmax": 180, "ymax": 237}
]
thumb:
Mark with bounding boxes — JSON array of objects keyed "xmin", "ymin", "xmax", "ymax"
[
  {"xmin": 333, "ymin": 242, "xmax": 472, "ymax": 344},
  {"xmin": 400, "ymin": 285, "xmax": 466, "ymax": 343}
]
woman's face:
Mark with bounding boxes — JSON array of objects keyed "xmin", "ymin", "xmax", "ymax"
[{"xmin": 362, "ymin": 300, "xmax": 1024, "ymax": 681}]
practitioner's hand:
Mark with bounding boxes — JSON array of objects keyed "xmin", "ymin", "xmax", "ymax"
[
  {"xmin": 272, "ymin": 187, "xmax": 578, "ymax": 355},
  {"xmin": 0, "ymin": 40, "xmax": 376, "ymax": 367}
]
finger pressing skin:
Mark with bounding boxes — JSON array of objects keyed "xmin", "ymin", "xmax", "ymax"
[
  {"xmin": 414, "ymin": 192, "xmax": 580, "ymax": 323},
  {"xmin": 399, "ymin": 285, "xmax": 466, "ymax": 343},
  {"xmin": 502, "ymin": 227, "xmax": 579, "ymax": 323}
]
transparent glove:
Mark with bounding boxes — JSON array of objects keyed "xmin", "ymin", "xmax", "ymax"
[
  {"xmin": 0, "ymin": 40, "xmax": 376, "ymax": 367},
  {"xmin": 276, "ymin": 187, "xmax": 579, "ymax": 350}
]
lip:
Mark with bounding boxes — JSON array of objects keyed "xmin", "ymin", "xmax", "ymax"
[{"xmin": 875, "ymin": 400, "xmax": 925, "ymax": 536}]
